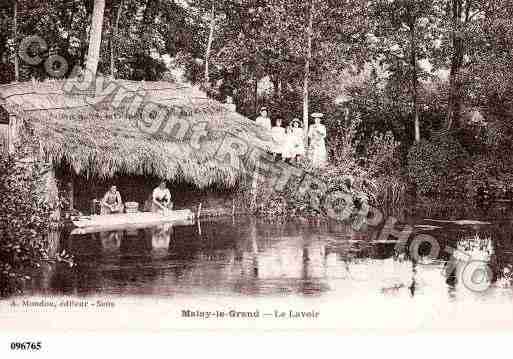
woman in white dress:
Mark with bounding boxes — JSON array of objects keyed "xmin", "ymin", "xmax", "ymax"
[
  {"xmin": 271, "ymin": 118, "xmax": 286, "ymax": 160},
  {"xmin": 286, "ymin": 118, "xmax": 305, "ymax": 163},
  {"xmin": 282, "ymin": 123, "xmax": 294, "ymax": 162},
  {"xmin": 308, "ymin": 113, "xmax": 328, "ymax": 168},
  {"xmin": 152, "ymin": 181, "xmax": 173, "ymax": 213},
  {"xmin": 255, "ymin": 107, "xmax": 271, "ymax": 130}
]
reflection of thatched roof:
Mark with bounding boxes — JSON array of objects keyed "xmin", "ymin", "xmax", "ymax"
[{"xmin": 0, "ymin": 80, "xmax": 273, "ymax": 188}]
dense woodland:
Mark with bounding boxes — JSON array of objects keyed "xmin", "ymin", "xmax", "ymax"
[{"xmin": 1, "ymin": 0, "xmax": 513, "ymax": 204}]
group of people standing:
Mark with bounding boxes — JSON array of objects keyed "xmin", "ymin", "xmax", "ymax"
[{"xmin": 255, "ymin": 107, "xmax": 328, "ymax": 168}]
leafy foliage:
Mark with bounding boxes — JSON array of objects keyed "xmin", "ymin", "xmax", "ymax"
[
  {"xmin": 407, "ymin": 133, "xmax": 469, "ymax": 196},
  {"xmin": 249, "ymin": 159, "xmax": 372, "ymax": 225},
  {"xmin": 0, "ymin": 154, "xmax": 52, "ymax": 297},
  {"xmin": 364, "ymin": 131, "xmax": 402, "ymax": 177}
]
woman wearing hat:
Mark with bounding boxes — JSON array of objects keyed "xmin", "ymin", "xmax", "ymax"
[
  {"xmin": 308, "ymin": 113, "xmax": 328, "ymax": 167},
  {"xmin": 284, "ymin": 118, "xmax": 305, "ymax": 163}
]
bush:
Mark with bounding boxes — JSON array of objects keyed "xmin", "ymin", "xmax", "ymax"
[
  {"xmin": 328, "ymin": 112, "xmax": 362, "ymax": 172},
  {"xmin": 364, "ymin": 131, "xmax": 402, "ymax": 177},
  {"xmin": 249, "ymin": 158, "xmax": 373, "ymax": 225},
  {"xmin": 407, "ymin": 134, "xmax": 469, "ymax": 197},
  {"xmin": 373, "ymin": 176, "xmax": 408, "ymax": 209},
  {"xmin": 0, "ymin": 63, "xmax": 15, "ymax": 84},
  {"xmin": 463, "ymin": 154, "xmax": 513, "ymax": 201},
  {"xmin": 0, "ymin": 154, "xmax": 52, "ymax": 297}
]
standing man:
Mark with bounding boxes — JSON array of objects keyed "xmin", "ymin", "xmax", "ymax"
[{"xmin": 255, "ymin": 107, "xmax": 272, "ymax": 131}]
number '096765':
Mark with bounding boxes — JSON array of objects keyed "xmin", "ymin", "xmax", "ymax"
[{"xmin": 10, "ymin": 341, "xmax": 42, "ymax": 351}]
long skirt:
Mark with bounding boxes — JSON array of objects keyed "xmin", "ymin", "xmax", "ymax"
[
  {"xmin": 308, "ymin": 140, "xmax": 328, "ymax": 167},
  {"xmin": 283, "ymin": 137, "xmax": 305, "ymax": 159}
]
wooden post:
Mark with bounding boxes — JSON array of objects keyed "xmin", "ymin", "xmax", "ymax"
[
  {"xmin": 7, "ymin": 117, "xmax": 13, "ymax": 154},
  {"xmin": 250, "ymin": 170, "xmax": 258, "ymax": 212},
  {"xmin": 7, "ymin": 115, "xmax": 17, "ymax": 154},
  {"xmin": 67, "ymin": 180, "xmax": 74, "ymax": 211},
  {"xmin": 197, "ymin": 202, "xmax": 202, "ymax": 219}
]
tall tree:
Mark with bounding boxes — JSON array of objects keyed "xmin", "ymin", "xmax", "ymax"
[
  {"xmin": 203, "ymin": 2, "xmax": 215, "ymax": 83},
  {"xmin": 110, "ymin": 0, "xmax": 123, "ymax": 78},
  {"xmin": 366, "ymin": 0, "xmax": 439, "ymax": 142},
  {"xmin": 432, "ymin": 0, "xmax": 489, "ymax": 130},
  {"xmin": 303, "ymin": 0, "xmax": 314, "ymax": 140},
  {"xmin": 13, "ymin": 0, "xmax": 18, "ymax": 82},
  {"xmin": 85, "ymin": 0, "xmax": 106, "ymax": 76}
]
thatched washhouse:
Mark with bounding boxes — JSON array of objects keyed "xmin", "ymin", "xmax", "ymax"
[{"xmin": 0, "ymin": 79, "xmax": 274, "ymax": 217}]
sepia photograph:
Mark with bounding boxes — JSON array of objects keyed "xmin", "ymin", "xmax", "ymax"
[{"xmin": 1, "ymin": 0, "xmax": 513, "ymax": 344}]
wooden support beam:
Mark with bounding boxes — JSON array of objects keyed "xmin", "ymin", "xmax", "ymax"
[
  {"xmin": 197, "ymin": 202, "xmax": 202, "ymax": 219},
  {"xmin": 7, "ymin": 115, "xmax": 16, "ymax": 154},
  {"xmin": 251, "ymin": 170, "xmax": 258, "ymax": 212},
  {"xmin": 67, "ymin": 180, "xmax": 74, "ymax": 211}
]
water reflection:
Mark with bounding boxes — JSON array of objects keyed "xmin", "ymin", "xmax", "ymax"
[
  {"xmin": 98, "ymin": 231, "xmax": 123, "ymax": 252},
  {"xmin": 22, "ymin": 216, "xmax": 513, "ymax": 304}
]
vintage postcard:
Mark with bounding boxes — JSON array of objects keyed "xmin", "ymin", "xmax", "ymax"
[{"xmin": 1, "ymin": 0, "xmax": 513, "ymax": 347}]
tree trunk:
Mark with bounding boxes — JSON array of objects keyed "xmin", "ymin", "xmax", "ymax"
[
  {"xmin": 410, "ymin": 23, "xmax": 420, "ymax": 142},
  {"xmin": 445, "ymin": 0, "xmax": 465, "ymax": 130},
  {"xmin": 64, "ymin": 1, "xmax": 77, "ymax": 65},
  {"xmin": 271, "ymin": 74, "xmax": 280, "ymax": 97},
  {"xmin": 13, "ymin": 0, "xmax": 19, "ymax": 82},
  {"xmin": 80, "ymin": 12, "xmax": 93, "ymax": 65},
  {"xmin": 303, "ymin": 0, "xmax": 314, "ymax": 142},
  {"xmin": 85, "ymin": 0, "xmax": 106, "ymax": 77},
  {"xmin": 204, "ymin": 2, "xmax": 215, "ymax": 84},
  {"xmin": 139, "ymin": 0, "xmax": 153, "ymax": 58},
  {"xmin": 110, "ymin": 0, "xmax": 123, "ymax": 78},
  {"xmin": 254, "ymin": 71, "xmax": 258, "ymax": 115}
]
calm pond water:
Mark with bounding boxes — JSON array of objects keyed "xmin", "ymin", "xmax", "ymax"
[{"xmin": 26, "ymin": 212, "xmax": 513, "ymax": 303}]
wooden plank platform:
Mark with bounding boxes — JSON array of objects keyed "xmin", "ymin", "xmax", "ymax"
[{"xmin": 71, "ymin": 210, "xmax": 195, "ymax": 235}]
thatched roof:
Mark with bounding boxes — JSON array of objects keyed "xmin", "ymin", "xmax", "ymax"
[{"xmin": 0, "ymin": 79, "xmax": 273, "ymax": 188}]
